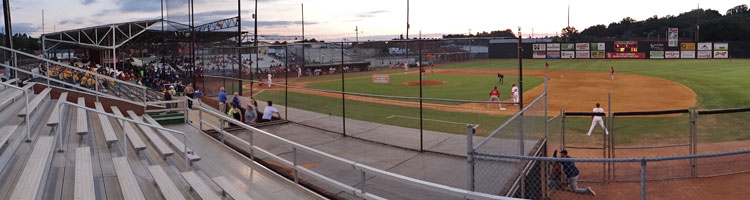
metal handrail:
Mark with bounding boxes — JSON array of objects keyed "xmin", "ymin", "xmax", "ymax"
[
  {"xmin": 0, "ymin": 81, "xmax": 34, "ymax": 142},
  {"xmin": 474, "ymin": 149, "xmax": 750, "ymax": 163},
  {"xmin": 0, "ymin": 63, "xmax": 150, "ymax": 107},
  {"xmin": 187, "ymin": 98, "xmax": 514, "ymax": 200},
  {"xmin": 57, "ymin": 101, "xmax": 191, "ymax": 171},
  {"xmin": 0, "ymin": 45, "xmax": 147, "ymax": 90}
]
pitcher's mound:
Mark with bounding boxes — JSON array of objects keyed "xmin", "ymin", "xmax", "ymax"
[{"xmin": 400, "ymin": 80, "xmax": 446, "ymax": 86}]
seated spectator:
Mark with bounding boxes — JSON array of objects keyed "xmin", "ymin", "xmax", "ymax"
[
  {"xmin": 261, "ymin": 101, "xmax": 280, "ymax": 122},
  {"xmin": 232, "ymin": 92, "xmax": 240, "ymax": 107},
  {"xmin": 245, "ymin": 104, "xmax": 257, "ymax": 125}
]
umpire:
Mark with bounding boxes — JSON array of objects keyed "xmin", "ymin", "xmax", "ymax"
[{"xmin": 558, "ymin": 150, "xmax": 596, "ymax": 196}]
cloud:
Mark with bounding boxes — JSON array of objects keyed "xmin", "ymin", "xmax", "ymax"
[
  {"xmin": 117, "ymin": 0, "xmax": 166, "ymax": 13},
  {"xmin": 356, "ymin": 10, "xmax": 389, "ymax": 19},
  {"xmin": 80, "ymin": 0, "xmax": 96, "ymax": 5},
  {"xmin": 59, "ymin": 19, "xmax": 85, "ymax": 25},
  {"xmin": 1, "ymin": 23, "xmax": 42, "ymax": 35},
  {"xmin": 242, "ymin": 20, "xmax": 318, "ymax": 28}
]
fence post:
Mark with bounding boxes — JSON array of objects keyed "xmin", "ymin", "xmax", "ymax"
[
  {"xmin": 641, "ymin": 159, "xmax": 647, "ymax": 200},
  {"xmin": 561, "ymin": 109, "xmax": 565, "ymax": 150},
  {"xmin": 606, "ymin": 92, "xmax": 611, "ymax": 183},
  {"xmin": 293, "ymin": 147, "xmax": 299, "ymax": 184},
  {"xmin": 690, "ymin": 107, "xmax": 697, "ymax": 178},
  {"xmin": 466, "ymin": 124, "xmax": 475, "ymax": 191},
  {"xmin": 360, "ymin": 169, "xmax": 367, "ymax": 195}
]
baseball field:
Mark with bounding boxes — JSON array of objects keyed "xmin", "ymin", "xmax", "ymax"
[{"xmin": 252, "ymin": 59, "xmax": 750, "ymax": 147}]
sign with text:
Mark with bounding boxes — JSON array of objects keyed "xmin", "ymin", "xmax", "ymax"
[
  {"xmin": 606, "ymin": 52, "xmax": 646, "ymax": 59},
  {"xmin": 591, "ymin": 51, "xmax": 606, "ymax": 58},
  {"xmin": 665, "ymin": 51, "xmax": 680, "ymax": 59},
  {"xmin": 561, "ymin": 51, "xmax": 575, "ymax": 59},
  {"xmin": 533, "ymin": 51, "xmax": 546, "ymax": 58},
  {"xmin": 546, "ymin": 51, "xmax": 561, "ymax": 59},
  {"xmin": 533, "ymin": 44, "xmax": 546, "ymax": 51},
  {"xmin": 650, "ymin": 43, "xmax": 665, "ymax": 51},
  {"xmin": 698, "ymin": 43, "xmax": 713, "ymax": 51},
  {"xmin": 713, "ymin": 51, "xmax": 728, "ymax": 58},
  {"xmin": 681, "ymin": 43, "xmax": 696, "ymax": 51},
  {"xmin": 668, "ymin": 28, "xmax": 679, "ymax": 47},
  {"xmin": 650, "ymin": 51, "xmax": 665, "ymax": 59},
  {"xmin": 547, "ymin": 43, "xmax": 561, "ymax": 51},
  {"xmin": 576, "ymin": 51, "xmax": 590, "ymax": 58},
  {"xmin": 697, "ymin": 51, "xmax": 712, "ymax": 59},
  {"xmin": 575, "ymin": 43, "xmax": 590, "ymax": 51},
  {"xmin": 560, "ymin": 43, "xmax": 575, "ymax": 51},
  {"xmin": 590, "ymin": 43, "xmax": 606, "ymax": 51},
  {"xmin": 372, "ymin": 74, "xmax": 390, "ymax": 84},
  {"xmin": 681, "ymin": 51, "xmax": 695, "ymax": 58},
  {"xmin": 714, "ymin": 43, "xmax": 729, "ymax": 51}
]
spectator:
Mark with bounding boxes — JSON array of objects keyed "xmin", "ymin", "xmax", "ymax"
[
  {"xmin": 218, "ymin": 87, "xmax": 227, "ymax": 113},
  {"xmin": 194, "ymin": 86, "xmax": 202, "ymax": 99},
  {"xmin": 245, "ymin": 104, "xmax": 257, "ymax": 125},
  {"xmin": 163, "ymin": 88, "xmax": 173, "ymax": 109},
  {"xmin": 232, "ymin": 92, "xmax": 240, "ymax": 107},
  {"xmin": 261, "ymin": 101, "xmax": 280, "ymax": 122},
  {"xmin": 558, "ymin": 150, "xmax": 596, "ymax": 196},
  {"xmin": 185, "ymin": 83, "xmax": 194, "ymax": 109}
]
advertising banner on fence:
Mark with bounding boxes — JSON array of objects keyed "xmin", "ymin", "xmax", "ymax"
[
  {"xmin": 561, "ymin": 51, "xmax": 575, "ymax": 58},
  {"xmin": 681, "ymin": 51, "xmax": 695, "ymax": 58},
  {"xmin": 650, "ymin": 43, "xmax": 665, "ymax": 51},
  {"xmin": 547, "ymin": 43, "xmax": 560, "ymax": 51},
  {"xmin": 533, "ymin": 44, "xmax": 546, "ymax": 51},
  {"xmin": 698, "ymin": 43, "xmax": 712, "ymax": 51},
  {"xmin": 575, "ymin": 43, "xmax": 590, "ymax": 51},
  {"xmin": 607, "ymin": 52, "xmax": 646, "ymax": 59},
  {"xmin": 591, "ymin": 51, "xmax": 606, "ymax": 58},
  {"xmin": 533, "ymin": 51, "xmax": 546, "ymax": 58},
  {"xmin": 681, "ymin": 43, "xmax": 696, "ymax": 51},
  {"xmin": 665, "ymin": 51, "xmax": 680, "ymax": 59},
  {"xmin": 590, "ymin": 43, "xmax": 606, "ymax": 51},
  {"xmin": 714, "ymin": 43, "xmax": 728, "ymax": 51},
  {"xmin": 714, "ymin": 51, "xmax": 729, "ymax": 58},
  {"xmin": 561, "ymin": 43, "xmax": 575, "ymax": 51},
  {"xmin": 668, "ymin": 28, "xmax": 679, "ymax": 47},
  {"xmin": 372, "ymin": 74, "xmax": 390, "ymax": 84},
  {"xmin": 650, "ymin": 51, "xmax": 665, "ymax": 59},
  {"xmin": 576, "ymin": 51, "xmax": 590, "ymax": 58},
  {"xmin": 697, "ymin": 51, "xmax": 712, "ymax": 59},
  {"xmin": 546, "ymin": 51, "xmax": 561, "ymax": 59}
]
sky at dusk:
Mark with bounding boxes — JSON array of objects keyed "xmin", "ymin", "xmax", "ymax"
[{"xmin": 2, "ymin": 0, "xmax": 748, "ymax": 41}]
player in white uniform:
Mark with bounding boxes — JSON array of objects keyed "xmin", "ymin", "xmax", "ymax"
[
  {"xmin": 587, "ymin": 102, "xmax": 609, "ymax": 136},
  {"xmin": 511, "ymin": 84, "xmax": 519, "ymax": 104},
  {"xmin": 267, "ymin": 73, "xmax": 273, "ymax": 88}
]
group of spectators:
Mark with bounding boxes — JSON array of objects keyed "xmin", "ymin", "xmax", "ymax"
[{"xmin": 217, "ymin": 87, "xmax": 279, "ymax": 126}]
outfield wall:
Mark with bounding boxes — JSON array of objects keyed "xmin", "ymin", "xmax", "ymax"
[{"xmin": 490, "ymin": 40, "xmax": 749, "ymax": 59}]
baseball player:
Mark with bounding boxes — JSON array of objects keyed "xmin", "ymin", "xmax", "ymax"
[
  {"xmin": 587, "ymin": 102, "xmax": 609, "ymax": 136},
  {"xmin": 430, "ymin": 64, "xmax": 434, "ymax": 74},
  {"xmin": 420, "ymin": 66, "xmax": 426, "ymax": 80},
  {"xmin": 267, "ymin": 73, "xmax": 273, "ymax": 88},
  {"xmin": 610, "ymin": 67, "xmax": 615, "ymax": 80},
  {"xmin": 488, "ymin": 87, "xmax": 503, "ymax": 110},
  {"xmin": 497, "ymin": 73, "xmax": 504, "ymax": 84},
  {"xmin": 403, "ymin": 62, "xmax": 409, "ymax": 71},
  {"xmin": 511, "ymin": 84, "xmax": 519, "ymax": 104}
]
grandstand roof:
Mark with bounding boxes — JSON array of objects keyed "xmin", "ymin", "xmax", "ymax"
[{"xmin": 41, "ymin": 18, "xmax": 246, "ymax": 51}]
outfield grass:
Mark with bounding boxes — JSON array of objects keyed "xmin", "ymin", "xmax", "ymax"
[
  {"xmin": 304, "ymin": 74, "xmax": 543, "ymax": 105},
  {"xmin": 253, "ymin": 59, "xmax": 750, "ymax": 146}
]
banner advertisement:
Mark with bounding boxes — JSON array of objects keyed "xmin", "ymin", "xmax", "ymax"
[
  {"xmin": 547, "ymin": 43, "xmax": 561, "ymax": 51},
  {"xmin": 533, "ymin": 44, "xmax": 546, "ymax": 51},
  {"xmin": 561, "ymin": 51, "xmax": 575, "ymax": 58},
  {"xmin": 713, "ymin": 51, "xmax": 729, "ymax": 58},
  {"xmin": 665, "ymin": 51, "xmax": 680, "ymax": 59},
  {"xmin": 576, "ymin": 51, "xmax": 590, "ymax": 58},
  {"xmin": 650, "ymin": 43, "xmax": 665, "ymax": 51},
  {"xmin": 372, "ymin": 74, "xmax": 390, "ymax": 84},
  {"xmin": 650, "ymin": 51, "xmax": 665, "ymax": 59},
  {"xmin": 533, "ymin": 51, "xmax": 546, "ymax": 58},
  {"xmin": 668, "ymin": 28, "xmax": 679, "ymax": 47},
  {"xmin": 591, "ymin": 51, "xmax": 606, "ymax": 58},
  {"xmin": 698, "ymin": 43, "xmax": 712, "ymax": 51},
  {"xmin": 575, "ymin": 43, "xmax": 590, "ymax": 51},
  {"xmin": 606, "ymin": 52, "xmax": 646, "ymax": 59},
  {"xmin": 714, "ymin": 43, "xmax": 729, "ymax": 51},
  {"xmin": 681, "ymin": 51, "xmax": 696, "ymax": 58},
  {"xmin": 697, "ymin": 51, "xmax": 712, "ymax": 59},
  {"xmin": 681, "ymin": 43, "xmax": 696, "ymax": 51},
  {"xmin": 561, "ymin": 43, "xmax": 575, "ymax": 51},
  {"xmin": 546, "ymin": 51, "xmax": 561, "ymax": 59}
]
